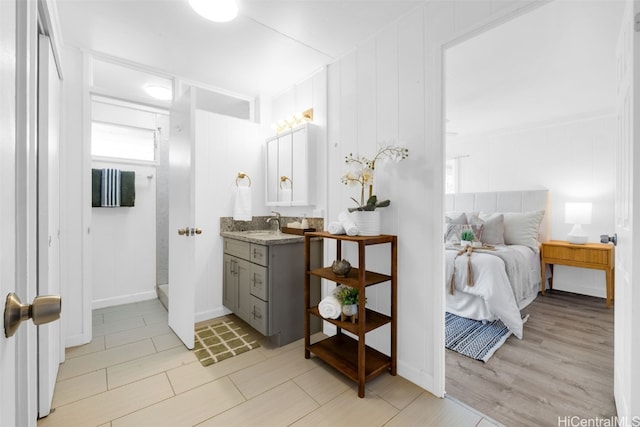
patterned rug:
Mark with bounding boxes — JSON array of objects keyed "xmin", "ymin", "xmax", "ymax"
[
  {"xmin": 445, "ymin": 312, "xmax": 528, "ymax": 362},
  {"xmin": 193, "ymin": 319, "xmax": 260, "ymax": 367}
]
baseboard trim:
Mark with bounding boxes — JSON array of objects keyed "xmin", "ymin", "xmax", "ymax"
[
  {"xmin": 92, "ymin": 291, "xmax": 157, "ymax": 310},
  {"xmin": 195, "ymin": 307, "xmax": 231, "ymax": 324}
]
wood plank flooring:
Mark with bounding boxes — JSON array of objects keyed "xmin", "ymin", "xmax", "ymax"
[{"xmin": 445, "ymin": 290, "xmax": 615, "ymax": 427}]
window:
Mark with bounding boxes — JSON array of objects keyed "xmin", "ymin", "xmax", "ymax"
[
  {"xmin": 445, "ymin": 158, "xmax": 458, "ymax": 194},
  {"xmin": 90, "ymin": 96, "xmax": 167, "ymax": 163},
  {"xmin": 92, "ymin": 122, "xmax": 157, "ymax": 162}
]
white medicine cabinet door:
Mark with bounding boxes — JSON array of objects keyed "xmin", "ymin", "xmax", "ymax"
[
  {"xmin": 266, "ymin": 137, "xmax": 279, "ymax": 205},
  {"xmin": 265, "ymin": 124, "xmax": 313, "ymax": 206},
  {"xmin": 278, "ymin": 133, "xmax": 293, "ymax": 204}
]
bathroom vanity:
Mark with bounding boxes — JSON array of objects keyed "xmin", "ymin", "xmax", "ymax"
[{"xmin": 221, "ymin": 230, "xmax": 321, "ymax": 346}]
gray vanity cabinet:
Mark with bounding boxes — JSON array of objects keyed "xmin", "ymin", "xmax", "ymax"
[{"xmin": 223, "ymin": 237, "xmax": 321, "ymax": 346}]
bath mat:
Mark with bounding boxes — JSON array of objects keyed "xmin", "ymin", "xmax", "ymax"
[
  {"xmin": 445, "ymin": 312, "xmax": 529, "ymax": 362},
  {"xmin": 193, "ymin": 319, "xmax": 260, "ymax": 367}
]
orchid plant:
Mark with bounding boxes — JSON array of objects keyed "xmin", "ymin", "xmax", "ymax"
[{"xmin": 341, "ymin": 145, "xmax": 409, "ymax": 212}]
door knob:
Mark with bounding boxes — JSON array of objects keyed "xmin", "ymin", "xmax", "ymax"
[
  {"xmin": 178, "ymin": 228, "xmax": 188, "ymax": 236},
  {"xmin": 4, "ymin": 293, "xmax": 62, "ymax": 338},
  {"xmin": 600, "ymin": 233, "xmax": 618, "ymax": 246},
  {"xmin": 192, "ymin": 228, "xmax": 202, "ymax": 235}
]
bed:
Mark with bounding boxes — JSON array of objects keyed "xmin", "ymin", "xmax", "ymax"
[{"xmin": 444, "ymin": 190, "xmax": 549, "ymax": 339}]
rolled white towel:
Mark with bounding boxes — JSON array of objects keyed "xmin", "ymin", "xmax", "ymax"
[
  {"xmin": 338, "ymin": 211, "xmax": 358, "ymax": 236},
  {"xmin": 328, "ymin": 221, "xmax": 345, "ymax": 235},
  {"xmin": 318, "ymin": 295, "xmax": 341, "ymax": 319}
]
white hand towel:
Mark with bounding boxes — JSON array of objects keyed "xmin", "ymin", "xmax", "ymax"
[
  {"xmin": 318, "ymin": 295, "xmax": 341, "ymax": 319},
  {"xmin": 338, "ymin": 211, "xmax": 358, "ymax": 236},
  {"xmin": 328, "ymin": 221, "xmax": 345, "ymax": 235},
  {"xmin": 233, "ymin": 186, "xmax": 252, "ymax": 221}
]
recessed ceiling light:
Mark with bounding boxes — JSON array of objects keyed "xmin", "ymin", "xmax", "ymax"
[
  {"xmin": 189, "ymin": 0, "xmax": 238, "ymax": 23},
  {"xmin": 144, "ymin": 85, "xmax": 172, "ymax": 101}
]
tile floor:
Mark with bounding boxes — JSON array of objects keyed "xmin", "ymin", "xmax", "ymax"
[{"xmin": 38, "ymin": 299, "xmax": 502, "ymax": 427}]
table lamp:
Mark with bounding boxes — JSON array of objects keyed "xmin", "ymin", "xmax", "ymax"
[{"xmin": 565, "ymin": 202, "xmax": 592, "ymax": 244}]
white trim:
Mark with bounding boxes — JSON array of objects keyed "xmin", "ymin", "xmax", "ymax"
[
  {"xmin": 194, "ymin": 307, "xmax": 232, "ymax": 324},
  {"xmin": 92, "ymin": 291, "xmax": 158, "ymax": 310},
  {"xmin": 91, "ymin": 156, "xmax": 159, "ymax": 167},
  {"xmin": 81, "ymin": 52, "xmax": 93, "ymax": 344},
  {"xmin": 37, "ymin": 0, "xmax": 64, "ymax": 79}
]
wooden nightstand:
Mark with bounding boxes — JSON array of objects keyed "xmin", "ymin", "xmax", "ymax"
[{"xmin": 540, "ymin": 240, "xmax": 615, "ymax": 307}]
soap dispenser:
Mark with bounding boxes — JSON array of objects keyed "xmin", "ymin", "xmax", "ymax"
[{"xmin": 301, "ymin": 214, "xmax": 309, "ymax": 230}]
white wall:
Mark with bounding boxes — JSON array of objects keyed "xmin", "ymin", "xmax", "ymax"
[
  {"xmin": 91, "ymin": 162, "xmax": 157, "ymax": 308},
  {"xmin": 448, "ymin": 115, "xmax": 616, "ymax": 297}
]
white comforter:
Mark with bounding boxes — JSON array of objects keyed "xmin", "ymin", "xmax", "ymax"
[{"xmin": 445, "ymin": 245, "xmax": 539, "ymax": 339}]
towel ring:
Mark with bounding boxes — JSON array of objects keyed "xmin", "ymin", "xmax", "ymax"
[
  {"xmin": 236, "ymin": 172, "xmax": 251, "ymax": 187},
  {"xmin": 279, "ymin": 176, "xmax": 292, "ymax": 189}
]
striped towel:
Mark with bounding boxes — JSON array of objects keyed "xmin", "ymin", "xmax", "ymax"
[{"xmin": 101, "ymin": 168, "xmax": 121, "ymax": 207}]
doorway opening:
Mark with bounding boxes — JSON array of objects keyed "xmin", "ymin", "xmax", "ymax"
[{"xmin": 442, "ymin": 1, "xmax": 622, "ymax": 424}]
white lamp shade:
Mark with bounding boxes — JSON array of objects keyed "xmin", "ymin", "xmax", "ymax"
[
  {"xmin": 565, "ymin": 202, "xmax": 592, "ymax": 244},
  {"xmin": 565, "ymin": 202, "xmax": 592, "ymax": 225}
]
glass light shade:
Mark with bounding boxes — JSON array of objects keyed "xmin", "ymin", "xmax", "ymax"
[
  {"xmin": 189, "ymin": 0, "xmax": 238, "ymax": 22},
  {"xmin": 565, "ymin": 202, "xmax": 592, "ymax": 225}
]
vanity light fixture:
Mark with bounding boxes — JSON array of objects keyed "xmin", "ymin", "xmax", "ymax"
[
  {"xmin": 144, "ymin": 85, "xmax": 172, "ymax": 101},
  {"xmin": 271, "ymin": 108, "xmax": 314, "ymax": 134},
  {"xmin": 565, "ymin": 202, "xmax": 592, "ymax": 244},
  {"xmin": 189, "ymin": 0, "xmax": 238, "ymax": 23}
]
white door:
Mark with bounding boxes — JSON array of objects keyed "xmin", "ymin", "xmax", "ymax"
[
  {"xmin": 1, "ymin": 0, "xmax": 38, "ymax": 425},
  {"xmin": 37, "ymin": 34, "xmax": 63, "ymax": 417},
  {"xmin": 0, "ymin": 2, "xmax": 21, "ymax": 424},
  {"xmin": 168, "ymin": 89, "xmax": 195, "ymax": 349},
  {"xmin": 614, "ymin": 0, "xmax": 640, "ymax": 419}
]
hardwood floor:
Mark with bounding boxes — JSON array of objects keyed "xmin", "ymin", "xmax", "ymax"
[{"xmin": 445, "ymin": 290, "xmax": 615, "ymax": 427}]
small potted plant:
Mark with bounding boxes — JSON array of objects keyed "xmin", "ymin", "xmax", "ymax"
[
  {"xmin": 334, "ymin": 285, "xmax": 365, "ymax": 321},
  {"xmin": 460, "ymin": 229, "xmax": 474, "ymax": 247}
]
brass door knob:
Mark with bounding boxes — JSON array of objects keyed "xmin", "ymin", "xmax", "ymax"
[
  {"xmin": 193, "ymin": 228, "xmax": 203, "ymax": 235},
  {"xmin": 4, "ymin": 293, "xmax": 62, "ymax": 338},
  {"xmin": 178, "ymin": 228, "xmax": 188, "ymax": 236}
]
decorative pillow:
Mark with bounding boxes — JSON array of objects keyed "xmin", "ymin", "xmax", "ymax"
[
  {"xmin": 476, "ymin": 213, "xmax": 505, "ymax": 245},
  {"xmin": 503, "ymin": 210, "xmax": 545, "ymax": 252},
  {"xmin": 444, "ymin": 212, "xmax": 467, "ymax": 243}
]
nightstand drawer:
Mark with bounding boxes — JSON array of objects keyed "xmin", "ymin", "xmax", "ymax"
[{"xmin": 544, "ymin": 245, "xmax": 610, "ymax": 266}]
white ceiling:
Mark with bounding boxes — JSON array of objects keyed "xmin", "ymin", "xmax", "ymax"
[
  {"xmin": 446, "ymin": 0, "xmax": 625, "ymax": 136},
  {"xmin": 56, "ymin": 0, "xmax": 423, "ymax": 98}
]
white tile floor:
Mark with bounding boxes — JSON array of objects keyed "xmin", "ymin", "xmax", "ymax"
[{"xmin": 38, "ymin": 299, "xmax": 502, "ymax": 427}]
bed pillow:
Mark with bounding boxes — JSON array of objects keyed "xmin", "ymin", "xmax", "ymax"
[
  {"xmin": 476, "ymin": 213, "xmax": 505, "ymax": 245},
  {"xmin": 503, "ymin": 210, "xmax": 545, "ymax": 252}
]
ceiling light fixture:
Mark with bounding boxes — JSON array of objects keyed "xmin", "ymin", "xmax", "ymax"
[
  {"xmin": 144, "ymin": 85, "xmax": 173, "ymax": 101},
  {"xmin": 189, "ymin": 0, "xmax": 238, "ymax": 23}
]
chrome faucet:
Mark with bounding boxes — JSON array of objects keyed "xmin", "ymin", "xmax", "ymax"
[{"xmin": 266, "ymin": 211, "xmax": 281, "ymax": 232}]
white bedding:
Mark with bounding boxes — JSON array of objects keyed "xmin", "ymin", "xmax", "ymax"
[{"xmin": 445, "ymin": 244, "xmax": 540, "ymax": 339}]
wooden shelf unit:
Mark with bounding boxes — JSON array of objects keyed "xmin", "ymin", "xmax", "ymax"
[{"xmin": 304, "ymin": 231, "xmax": 397, "ymax": 398}]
